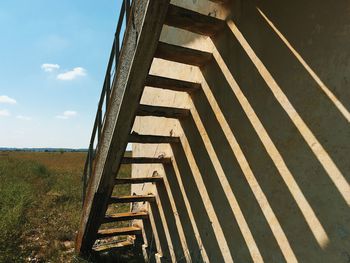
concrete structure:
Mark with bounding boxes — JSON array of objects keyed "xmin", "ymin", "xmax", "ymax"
[{"xmin": 77, "ymin": 0, "xmax": 350, "ymax": 262}]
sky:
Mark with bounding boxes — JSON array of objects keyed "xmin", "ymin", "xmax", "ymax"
[{"xmin": 0, "ymin": 0, "xmax": 123, "ymax": 148}]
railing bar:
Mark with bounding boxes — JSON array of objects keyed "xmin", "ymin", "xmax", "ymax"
[
  {"xmin": 82, "ymin": 45, "xmax": 114, "ymax": 201},
  {"xmin": 106, "ymin": 39, "xmax": 116, "ymax": 74},
  {"xmin": 82, "ymin": 157, "xmax": 88, "ymax": 205},
  {"xmin": 97, "ymin": 109, "xmax": 102, "ymax": 142},
  {"xmin": 106, "ymin": 73, "xmax": 111, "ymax": 110},
  {"xmin": 88, "ymin": 146, "xmax": 93, "ymax": 179},
  {"xmin": 90, "ymin": 118, "xmax": 98, "ymax": 146},
  {"xmin": 116, "ymin": 2, "xmax": 126, "ymax": 35},
  {"xmin": 125, "ymin": 0, "xmax": 131, "ymax": 22},
  {"xmin": 114, "ymin": 36, "xmax": 120, "ymax": 69},
  {"xmin": 82, "ymin": 151, "xmax": 89, "ymax": 179},
  {"xmin": 82, "ymin": 0, "xmax": 132, "ymax": 203},
  {"xmin": 98, "ymin": 83, "xmax": 107, "ymax": 108}
]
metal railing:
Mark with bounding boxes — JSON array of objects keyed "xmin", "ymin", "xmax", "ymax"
[{"xmin": 82, "ymin": 0, "xmax": 131, "ymax": 203}]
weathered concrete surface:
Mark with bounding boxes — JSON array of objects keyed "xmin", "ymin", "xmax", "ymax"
[{"xmin": 132, "ymin": 0, "xmax": 350, "ymax": 262}]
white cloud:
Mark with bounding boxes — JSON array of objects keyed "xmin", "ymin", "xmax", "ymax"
[
  {"xmin": 0, "ymin": 109, "xmax": 10, "ymax": 117},
  {"xmin": 16, "ymin": 115, "xmax": 32, "ymax": 121},
  {"xmin": 63, "ymin": 110, "xmax": 77, "ymax": 117},
  {"xmin": 0, "ymin": 95, "xmax": 17, "ymax": 104},
  {"xmin": 57, "ymin": 67, "xmax": 86, "ymax": 80},
  {"xmin": 56, "ymin": 110, "xmax": 77, "ymax": 119},
  {"xmin": 41, "ymin": 63, "xmax": 60, "ymax": 72}
]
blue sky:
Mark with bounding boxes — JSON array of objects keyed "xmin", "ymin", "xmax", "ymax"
[{"xmin": 0, "ymin": 0, "xmax": 122, "ymax": 148}]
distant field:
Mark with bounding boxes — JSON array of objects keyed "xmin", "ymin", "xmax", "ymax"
[{"xmin": 0, "ymin": 151, "xmax": 131, "ymax": 263}]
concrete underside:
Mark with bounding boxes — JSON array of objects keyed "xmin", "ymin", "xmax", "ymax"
[{"xmin": 132, "ymin": 0, "xmax": 350, "ymax": 262}]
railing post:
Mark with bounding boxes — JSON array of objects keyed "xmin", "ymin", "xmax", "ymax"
[
  {"xmin": 97, "ymin": 109, "xmax": 102, "ymax": 142},
  {"xmin": 81, "ymin": 0, "xmax": 129, "ymax": 205},
  {"xmin": 82, "ymin": 141, "xmax": 95, "ymax": 205},
  {"xmin": 76, "ymin": 0, "xmax": 172, "ymax": 254},
  {"xmin": 125, "ymin": 0, "xmax": 131, "ymax": 22},
  {"xmin": 81, "ymin": 0, "xmax": 129, "ymax": 208},
  {"xmin": 106, "ymin": 72, "xmax": 111, "ymax": 111},
  {"xmin": 114, "ymin": 36, "xmax": 120, "ymax": 67},
  {"xmin": 82, "ymin": 165, "xmax": 87, "ymax": 204},
  {"xmin": 88, "ymin": 145, "xmax": 93, "ymax": 179}
]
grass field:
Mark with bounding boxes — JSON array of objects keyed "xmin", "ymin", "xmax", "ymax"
[{"xmin": 0, "ymin": 151, "xmax": 131, "ymax": 263}]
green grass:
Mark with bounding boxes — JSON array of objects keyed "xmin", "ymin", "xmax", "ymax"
[
  {"xmin": 0, "ymin": 158, "xmax": 49, "ymax": 262},
  {"xmin": 0, "ymin": 152, "xmax": 131, "ymax": 262},
  {"xmin": 0, "ymin": 154, "xmax": 84, "ymax": 262}
]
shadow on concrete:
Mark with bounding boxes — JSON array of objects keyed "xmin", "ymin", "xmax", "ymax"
[
  {"xmin": 227, "ymin": 0, "xmax": 350, "ymax": 186},
  {"xmin": 163, "ymin": 163, "xmax": 205, "ymax": 262},
  {"xmin": 149, "ymin": 200, "xmax": 172, "ymax": 261},
  {"xmin": 190, "ymin": 85, "xmax": 287, "ymax": 262},
  {"xmin": 178, "ymin": 113, "xmax": 255, "ymax": 262},
  {"xmin": 170, "ymin": 143, "xmax": 226, "ymax": 262},
  {"xmin": 155, "ymin": 179, "xmax": 186, "ymax": 262},
  {"xmin": 198, "ymin": 0, "xmax": 350, "ymax": 260}
]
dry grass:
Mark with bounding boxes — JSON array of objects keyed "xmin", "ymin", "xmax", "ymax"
[
  {"xmin": 0, "ymin": 151, "xmax": 131, "ymax": 263},
  {"xmin": 8, "ymin": 151, "xmax": 86, "ymax": 173}
]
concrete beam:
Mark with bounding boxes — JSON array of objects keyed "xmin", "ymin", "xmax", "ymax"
[{"xmin": 75, "ymin": 0, "xmax": 171, "ymax": 255}]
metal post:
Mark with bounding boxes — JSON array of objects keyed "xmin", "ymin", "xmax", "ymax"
[
  {"xmin": 125, "ymin": 0, "xmax": 131, "ymax": 22},
  {"xmin": 88, "ymin": 145, "xmax": 93, "ymax": 179},
  {"xmin": 97, "ymin": 109, "xmax": 102, "ymax": 142},
  {"xmin": 82, "ymin": 168, "xmax": 87, "ymax": 205},
  {"xmin": 105, "ymin": 72, "xmax": 111, "ymax": 111},
  {"xmin": 81, "ymin": 0, "xmax": 130, "ymax": 209},
  {"xmin": 114, "ymin": 36, "xmax": 119, "ymax": 67}
]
